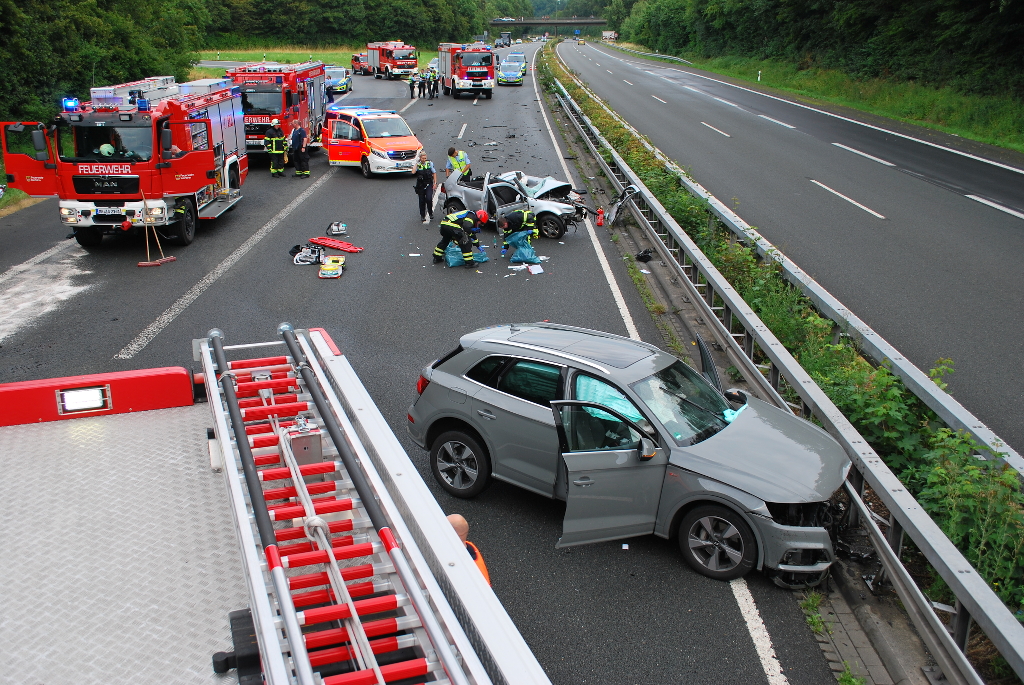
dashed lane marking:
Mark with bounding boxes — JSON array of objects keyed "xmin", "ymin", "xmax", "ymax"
[
  {"xmin": 758, "ymin": 114, "xmax": 795, "ymax": 129},
  {"xmin": 965, "ymin": 195, "xmax": 1024, "ymax": 220},
  {"xmin": 651, "ymin": 95, "xmax": 667, "ymax": 103},
  {"xmin": 457, "ymin": 123, "xmax": 467, "ymax": 139},
  {"xmin": 399, "ymin": 98, "xmax": 417, "ymax": 113},
  {"xmin": 623, "ymin": 80, "xmax": 634, "ymax": 86},
  {"xmin": 810, "ymin": 179, "xmax": 886, "ymax": 219},
  {"xmin": 701, "ymin": 122, "xmax": 731, "ymax": 137},
  {"xmin": 114, "ymin": 168, "xmax": 339, "ymax": 359},
  {"xmin": 832, "ymin": 143, "xmax": 895, "ymax": 167}
]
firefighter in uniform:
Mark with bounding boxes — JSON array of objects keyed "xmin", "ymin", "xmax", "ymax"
[
  {"xmin": 433, "ymin": 209, "xmax": 488, "ymax": 267},
  {"xmin": 445, "ymin": 147, "xmax": 471, "ymax": 178},
  {"xmin": 500, "ymin": 208, "xmax": 538, "ymax": 255},
  {"xmin": 264, "ymin": 119, "xmax": 287, "ymax": 178}
]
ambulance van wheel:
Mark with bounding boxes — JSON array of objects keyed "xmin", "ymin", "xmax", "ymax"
[{"xmin": 361, "ymin": 156, "xmax": 373, "ymax": 178}]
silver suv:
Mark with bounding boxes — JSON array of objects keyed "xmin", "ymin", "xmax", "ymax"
[{"xmin": 407, "ymin": 323, "xmax": 851, "ymax": 588}]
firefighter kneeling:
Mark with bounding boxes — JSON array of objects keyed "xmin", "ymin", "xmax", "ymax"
[
  {"xmin": 500, "ymin": 208, "xmax": 538, "ymax": 255},
  {"xmin": 434, "ymin": 209, "xmax": 488, "ymax": 268}
]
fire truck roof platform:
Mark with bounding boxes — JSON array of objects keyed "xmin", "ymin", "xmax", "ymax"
[
  {"xmin": 0, "ymin": 404, "xmax": 246, "ymax": 683},
  {"xmin": 0, "ymin": 327, "xmax": 551, "ymax": 685}
]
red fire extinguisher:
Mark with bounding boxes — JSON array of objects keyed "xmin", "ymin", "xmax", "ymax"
[{"xmin": 596, "ymin": 207, "xmax": 604, "ymax": 226}]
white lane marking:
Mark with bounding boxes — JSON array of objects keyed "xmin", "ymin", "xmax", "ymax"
[
  {"xmin": 832, "ymin": 143, "xmax": 895, "ymax": 166},
  {"xmin": 596, "ymin": 63, "xmax": 601, "ymax": 66},
  {"xmin": 399, "ymin": 98, "xmax": 417, "ymax": 113},
  {"xmin": 731, "ymin": 579, "xmax": 790, "ymax": 685},
  {"xmin": 607, "ymin": 69, "xmax": 613, "ymax": 74},
  {"xmin": 0, "ymin": 240, "xmax": 76, "ymax": 286},
  {"xmin": 623, "ymin": 80, "xmax": 634, "ymax": 86},
  {"xmin": 810, "ymin": 179, "xmax": 886, "ymax": 219},
  {"xmin": 534, "ymin": 47, "xmax": 639, "ymax": 340},
  {"xmin": 965, "ymin": 195, "xmax": 1024, "ymax": 220},
  {"xmin": 701, "ymin": 122, "xmax": 731, "ymax": 137},
  {"xmin": 758, "ymin": 114, "xmax": 795, "ymax": 129},
  {"xmin": 713, "ymin": 96, "xmax": 738, "ymax": 107},
  {"xmin": 457, "ymin": 123, "xmax": 467, "ymax": 139},
  {"xmin": 114, "ymin": 168, "xmax": 339, "ymax": 359},
  {"xmin": 684, "ymin": 86, "xmax": 701, "ymax": 94},
  {"xmin": 0, "ymin": 245, "xmax": 92, "ymax": 343},
  {"xmin": 333, "ymin": 91, "xmax": 353, "ymax": 104},
  {"xmin": 650, "ymin": 65, "xmax": 1024, "ymax": 176},
  {"xmin": 651, "ymin": 95, "xmax": 667, "ymax": 104}
]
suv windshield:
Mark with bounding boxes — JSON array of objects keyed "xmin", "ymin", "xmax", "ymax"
[
  {"xmin": 58, "ymin": 124, "xmax": 153, "ymax": 163},
  {"xmin": 240, "ymin": 88, "xmax": 282, "ymax": 115},
  {"xmin": 361, "ymin": 116, "xmax": 413, "ymax": 138},
  {"xmin": 631, "ymin": 361, "xmax": 733, "ymax": 445},
  {"xmin": 460, "ymin": 53, "xmax": 493, "ymax": 67}
]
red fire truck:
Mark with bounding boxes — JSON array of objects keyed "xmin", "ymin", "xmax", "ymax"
[
  {"xmin": 1, "ymin": 76, "xmax": 247, "ymax": 249},
  {"xmin": 437, "ymin": 43, "xmax": 496, "ymax": 99},
  {"xmin": 225, "ymin": 62, "xmax": 327, "ymax": 152},
  {"xmin": 366, "ymin": 42, "xmax": 419, "ymax": 80}
]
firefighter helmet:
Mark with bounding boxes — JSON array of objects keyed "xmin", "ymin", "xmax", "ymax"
[
  {"xmin": 475, "ymin": 210, "xmax": 489, "ymax": 225},
  {"xmin": 271, "ymin": 118, "xmax": 280, "ymax": 126},
  {"xmin": 99, "ymin": 143, "xmax": 115, "ymax": 156}
]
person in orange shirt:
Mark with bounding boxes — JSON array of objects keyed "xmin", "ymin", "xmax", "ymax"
[{"xmin": 447, "ymin": 514, "xmax": 490, "ymax": 585}]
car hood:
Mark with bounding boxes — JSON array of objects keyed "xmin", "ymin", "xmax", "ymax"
[
  {"xmin": 496, "ymin": 173, "xmax": 572, "ymax": 199},
  {"xmin": 669, "ymin": 399, "xmax": 850, "ymax": 503},
  {"xmin": 369, "ymin": 136, "xmax": 421, "ymax": 151}
]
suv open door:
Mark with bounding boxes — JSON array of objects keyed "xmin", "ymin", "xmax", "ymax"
[
  {"xmin": 2, "ymin": 122, "xmax": 60, "ymax": 197},
  {"xmin": 482, "ymin": 173, "xmax": 528, "ymax": 223},
  {"xmin": 551, "ymin": 400, "xmax": 668, "ymax": 548}
]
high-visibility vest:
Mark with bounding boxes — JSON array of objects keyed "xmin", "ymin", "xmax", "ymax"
[
  {"xmin": 448, "ymin": 151, "xmax": 470, "ymax": 174},
  {"xmin": 264, "ymin": 128, "xmax": 287, "ymax": 153},
  {"xmin": 465, "ymin": 541, "xmax": 490, "ymax": 585}
]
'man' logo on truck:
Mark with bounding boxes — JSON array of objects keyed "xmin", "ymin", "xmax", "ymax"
[{"xmin": 77, "ymin": 164, "xmax": 132, "ymax": 174}]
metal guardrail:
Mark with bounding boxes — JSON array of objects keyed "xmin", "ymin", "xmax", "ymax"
[
  {"xmin": 587, "ymin": 42, "xmax": 1023, "ymax": 477},
  {"xmin": 550, "ymin": 70, "xmax": 1024, "ymax": 684}
]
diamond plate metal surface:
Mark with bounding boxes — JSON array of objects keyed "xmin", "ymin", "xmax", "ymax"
[{"xmin": 0, "ymin": 405, "xmax": 247, "ymax": 684}]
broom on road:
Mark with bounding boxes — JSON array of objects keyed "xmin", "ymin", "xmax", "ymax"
[{"xmin": 138, "ymin": 191, "xmax": 176, "ymax": 267}]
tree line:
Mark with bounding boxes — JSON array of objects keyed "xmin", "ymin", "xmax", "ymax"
[
  {"xmin": 0, "ymin": 0, "xmax": 531, "ymax": 122},
  {"xmin": 613, "ymin": 0, "xmax": 1024, "ymax": 100}
]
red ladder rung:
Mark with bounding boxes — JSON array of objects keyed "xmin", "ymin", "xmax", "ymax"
[
  {"xmin": 233, "ymin": 367, "xmax": 294, "ymax": 382},
  {"xmin": 297, "ymin": 593, "xmax": 404, "ymax": 626},
  {"xmin": 268, "ymin": 497, "xmax": 353, "ymax": 521},
  {"xmin": 291, "ymin": 580, "xmax": 380, "ymax": 609},
  {"xmin": 263, "ymin": 481, "xmax": 341, "ymax": 501},
  {"xmin": 244, "ymin": 419, "xmax": 297, "ymax": 435},
  {"xmin": 288, "ymin": 563, "xmax": 375, "ymax": 591},
  {"xmin": 304, "ymin": 617, "xmax": 403, "ymax": 650},
  {"xmin": 235, "ymin": 378, "xmax": 299, "ymax": 397},
  {"xmin": 277, "ymin": 535, "xmax": 355, "ymax": 557},
  {"xmin": 254, "ymin": 453, "xmax": 281, "ymax": 466},
  {"xmin": 259, "ymin": 461, "xmax": 337, "ymax": 481},
  {"xmin": 322, "ymin": 658, "xmax": 429, "ymax": 685},
  {"xmin": 309, "ymin": 635, "xmax": 415, "ymax": 668},
  {"xmin": 238, "ymin": 393, "xmax": 299, "ymax": 409},
  {"xmin": 228, "ymin": 356, "xmax": 289, "ymax": 370},
  {"xmin": 276, "ymin": 518, "xmax": 354, "ymax": 543},
  {"xmin": 283, "ymin": 542, "xmax": 377, "ymax": 569},
  {"xmin": 241, "ymin": 401, "xmax": 310, "ymax": 421}
]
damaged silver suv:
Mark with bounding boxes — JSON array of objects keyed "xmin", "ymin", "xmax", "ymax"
[{"xmin": 407, "ymin": 323, "xmax": 851, "ymax": 587}]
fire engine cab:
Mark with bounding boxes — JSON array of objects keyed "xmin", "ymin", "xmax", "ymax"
[
  {"xmin": 367, "ymin": 42, "xmax": 419, "ymax": 80},
  {"xmin": 225, "ymin": 62, "xmax": 327, "ymax": 151},
  {"xmin": 1, "ymin": 76, "xmax": 247, "ymax": 249},
  {"xmin": 437, "ymin": 43, "xmax": 496, "ymax": 99}
]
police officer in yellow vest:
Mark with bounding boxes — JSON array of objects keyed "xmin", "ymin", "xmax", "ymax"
[
  {"xmin": 445, "ymin": 147, "xmax": 471, "ymax": 179},
  {"xmin": 264, "ymin": 119, "xmax": 287, "ymax": 178}
]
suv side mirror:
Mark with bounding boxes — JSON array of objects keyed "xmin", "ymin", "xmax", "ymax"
[
  {"xmin": 724, "ymin": 388, "xmax": 747, "ymax": 404},
  {"xmin": 638, "ymin": 436, "xmax": 657, "ymax": 461}
]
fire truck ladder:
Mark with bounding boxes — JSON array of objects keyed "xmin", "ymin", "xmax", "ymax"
[{"xmin": 199, "ymin": 325, "xmax": 482, "ymax": 685}]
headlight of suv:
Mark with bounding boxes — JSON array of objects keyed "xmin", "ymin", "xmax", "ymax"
[{"xmin": 371, "ymin": 148, "xmax": 388, "ymax": 159}]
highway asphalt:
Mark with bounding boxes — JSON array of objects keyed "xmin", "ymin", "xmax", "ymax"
[
  {"xmin": 558, "ymin": 41, "xmax": 1024, "ymax": 454},
  {"xmin": 1, "ymin": 44, "xmax": 834, "ymax": 684}
]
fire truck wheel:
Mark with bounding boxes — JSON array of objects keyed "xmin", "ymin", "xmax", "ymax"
[
  {"xmin": 360, "ymin": 156, "xmax": 373, "ymax": 178},
  {"xmin": 229, "ymin": 166, "xmax": 240, "ymax": 190},
  {"xmin": 171, "ymin": 200, "xmax": 196, "ymax": 245},
  {"xmin": 442, "ymin": 84, "xmax": 451, "ymax": 96},
  {"xmin": 452, "ymin": 89, "xmax": 461, "ymax": 99},
  {"xmin": 484, "ymin": 90, "xmax": 493, "ymax": 99},
  {"xmin": 74, "ymin": 226, "xmax": 103, "ymax": 248},
  {"xmin": 374, "ymin": 68, "xmax": 382, "ymax": 79}
]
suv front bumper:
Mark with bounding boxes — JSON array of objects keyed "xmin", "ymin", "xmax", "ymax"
[{"xmin": 753, "ymin": 516, "xmax": 834, "ymax": 588}]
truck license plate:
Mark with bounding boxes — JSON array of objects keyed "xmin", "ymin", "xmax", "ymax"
[{"xmin": 95, "ymin": 207, "xmax": 122, "ymax": 215}]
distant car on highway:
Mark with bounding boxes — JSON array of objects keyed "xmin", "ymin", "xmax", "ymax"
[
  {"xmin": 324, "ymin": 66, "xmax": 352, "ymax": 95},
  {"xmin": 578, "ymin": 38, "xmax": 586, "ymax": 45},
  {"xmin": 408, "ymin": 323, "xmax": 850, "ymax": 588},
  {"xmin": 351, "ymin": 53, "xmax": 369, "ymax": 75},
  {"xmin": 497, "ymin": 52, "xmax": 527, "ymax": 85},
  {"xmin": 515, "ymin": 39, "xmax": 523, "ymax": 44}
]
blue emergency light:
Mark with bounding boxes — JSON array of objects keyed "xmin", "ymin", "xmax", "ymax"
[
  {"xmin": 62, "ymin": 98, "xmax": 80, "ymax": 112},
  {"xmin": 276, "ymin": 76, "xmax": 284, "ymax": 84},
  {"xmin": 137, "ymin": 99, "xmax": 150, "ymax": 112}
]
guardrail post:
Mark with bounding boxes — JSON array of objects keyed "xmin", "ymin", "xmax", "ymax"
[
  {"xmin": 847, "ymin": 468, "xmax": 864, "ymax": 528},
  {"xmin": 770, "ymin": 364, "xmax": 780, "ymax": 391},
  {"xmin": 953, "ymin": 600, "xmax": 973, "ymax": 652},
  {"xmin": 743, "ymin": 331, "xmax": 754, "ymax": 359}
]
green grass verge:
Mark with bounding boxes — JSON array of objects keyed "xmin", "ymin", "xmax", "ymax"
[
  {"xmin": 609, "ymin": 42, "xmax": 1024, "ymax": 155},
  {"xmin": 540, "ymin": 43, "xmax": 1024, "ymax": 631},
  {"xmin": 0, "ymin": 158, "xmax": 31, "ymax": 212},
  {"xmin": 198, "ymin": 48, "xmax": 440, "ymax": 72}
]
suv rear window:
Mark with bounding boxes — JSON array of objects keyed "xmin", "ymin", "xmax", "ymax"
[
  {"xmin": 432, "ymin": 345, "xmax": 463, "ymax": 369},
  {"xmin": 466, "ymin": 355, "xmax": 511, "ymax": 385}
]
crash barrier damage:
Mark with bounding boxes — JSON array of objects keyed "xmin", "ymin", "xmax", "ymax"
[{"xmin": 548, "ymin": 63, "xmax": 1024, "ymax": 685}]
